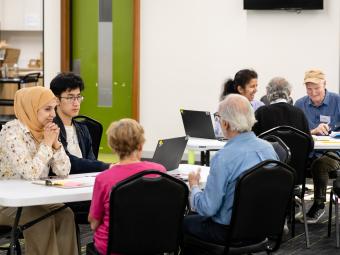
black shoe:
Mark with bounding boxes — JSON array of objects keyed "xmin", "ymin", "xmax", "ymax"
[{"xmin": 306, "ymin": 203, "xmax": 325, "ymax": 224}]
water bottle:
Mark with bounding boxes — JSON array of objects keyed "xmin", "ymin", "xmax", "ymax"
[
  {"xmin": 188, "ymin": 150, "xmax": 196, "ymax": 165},
  {"xmin": 13, "ymin": 64, "xmax": 18, "ymax": 78},
  {"xmin": 1, "ymin": 64, "xmax": 8, "ymax": 78}
]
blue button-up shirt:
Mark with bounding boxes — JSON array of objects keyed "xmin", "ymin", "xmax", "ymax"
[
  {"xmin": 190, "ymin": 132, "xmax": 279, "ymax": 225},
  {"xmin": 294, "ymin": 90, "xmax": 340, "ymax": 131}
]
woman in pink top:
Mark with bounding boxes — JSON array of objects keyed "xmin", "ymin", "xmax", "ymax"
[{"xmin": 88, "ymin": 119, "xmax": 166, "ymax": 254}]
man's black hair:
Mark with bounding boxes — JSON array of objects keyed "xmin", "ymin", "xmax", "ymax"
[{"xmin": 50, "ymin": 72, "xmax": 84, "ymax": 96}]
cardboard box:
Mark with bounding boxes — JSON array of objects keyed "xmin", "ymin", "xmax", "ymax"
[{"xmin": 3, "ymin": 48, "xmax": 21, "ymax": 67}]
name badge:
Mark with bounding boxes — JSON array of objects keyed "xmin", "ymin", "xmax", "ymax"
[{"xmin": 320, "ymin": 115, "xmax": 331, "ymax": 124}]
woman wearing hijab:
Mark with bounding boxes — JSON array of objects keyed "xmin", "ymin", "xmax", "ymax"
[{"xmin": 0, "ymin": 87, "xmax": 78, "ymax": 255}]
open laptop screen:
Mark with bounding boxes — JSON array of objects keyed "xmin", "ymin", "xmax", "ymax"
[
  {"xmin": 181, "ymin": 109, "xmax": 217, "ymax": 139},
  {"xmin": 151, "ymin": 136, "xmax": 188, "ymax": 171}
]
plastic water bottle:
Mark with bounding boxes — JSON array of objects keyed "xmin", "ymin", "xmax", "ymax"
[
  {"xmin": 13, "ymin": 64, "xmax": 18, "ymax": 78},
  {"xmin": 188, "ymin": 150, "xmax": 195, "ymax": 165}
]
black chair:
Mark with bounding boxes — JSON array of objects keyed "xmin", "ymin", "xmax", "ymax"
[
  {"xmin": 260, "ymin": 134, "xmax": 291, "ymax": 164},
  {"xmin": 182, "ymin": 160, "xmax": 295, "ymax": 255},
  {"xmin": 258, "ymin": 126, "xmax": 314, "ymax": 248},
  {"xmin": 20, "ymin": 72, "xmax": 40, "ymax": 84},
  {"xmin": 328, "ymin": 182, "xmax": 340, "ymax": 247},
  {"xmin": 73, "ymin": 115, "xmax": 103, "ymax": 159},
  {"xmin": 70, "ymin": 115, "xmax": 103, "ymax": 254},
  {"xmin": 86, "ymin": 170, "xmax": 189, "ymax": 255}
]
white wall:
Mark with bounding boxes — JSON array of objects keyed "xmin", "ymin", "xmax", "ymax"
[
  {"xmin": 43, "ymin": 0, "xmax": 61, "ymax": 87},
  {"xmin": 140, "ymin": 0, "xmax": 340, "ymax": 152}
]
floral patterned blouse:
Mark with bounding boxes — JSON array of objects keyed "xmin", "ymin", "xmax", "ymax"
[{"xmin": 0, "ymin": 119, "xmax": 71, "ymax": 180}]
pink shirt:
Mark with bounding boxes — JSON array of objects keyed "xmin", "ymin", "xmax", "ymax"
[{"xmin": 89, "ymin": 161, "xmax": 166, "ymax": 255}]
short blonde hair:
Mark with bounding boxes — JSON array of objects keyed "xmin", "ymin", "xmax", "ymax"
[{"xmin": 106, "ymin": 118, "xmax": 145, "ymax": 159}]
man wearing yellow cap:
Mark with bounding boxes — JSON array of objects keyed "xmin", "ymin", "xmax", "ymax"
[{"xmin": 295, "ymin": 69, "xmax": 340, "ymax": 223}]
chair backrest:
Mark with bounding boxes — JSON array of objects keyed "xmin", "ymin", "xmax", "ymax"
[
  {"xmin": 107, "ymin": 170, "xmax": 189, "ymax": 255},
  {"xmin": 260, "ymin": 134, "xmax": 291, "ymax": 164},
  {"xmin": 73, "ymin": 115, "xmax": 103, "ymax": 159},
  {"xmin": 258, "ymin": 126, "xmax": 313, "ymax": 186},
  {"xmin": 21, "ymin": 72, "xmax": 40, "ymax": 84},
  {"xmin": 229, "ymin": 160, "xmax": 295, "ymax": 251}
]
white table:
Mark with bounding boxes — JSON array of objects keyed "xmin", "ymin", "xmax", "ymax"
[
  {"xmin": 0, "ymin": 173, "xmax": 97, "ymax": 207},
  {"xmin": 187, "ymin": 137, "xmax": 226, "ymax": 151},
  {"xmin": 187, "ymin": 138, "xmax": 226, "ymax": 165},
  {"xmin": 0, "ymin": 173, "xmax": 98, "ymax": 254},
  {"xmin": 187, "ymin": 136, "xmax": 340, "ymax": 166}
]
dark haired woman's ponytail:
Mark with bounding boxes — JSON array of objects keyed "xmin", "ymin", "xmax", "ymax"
[{"xmin": 220, "ymin": 79, "xmax": 236, "ymax": 101}]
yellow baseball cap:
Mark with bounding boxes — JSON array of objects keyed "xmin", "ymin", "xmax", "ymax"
[{"xmin": 304, "ymin": 69, "xmax": 325, "ymax": 84}]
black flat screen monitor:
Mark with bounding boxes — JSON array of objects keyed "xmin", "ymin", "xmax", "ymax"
[{"xmin": 244, "ymin": 0, "xmax": 323, "ymax": 10}]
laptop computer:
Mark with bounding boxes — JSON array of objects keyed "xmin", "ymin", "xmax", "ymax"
[
  {"xmin": 180, "ymin": 109, "xmax": 223, "ymax": 140},
  {"xmin": 151, "ymin": 136, "xmax": 188, "ymax": 171}
]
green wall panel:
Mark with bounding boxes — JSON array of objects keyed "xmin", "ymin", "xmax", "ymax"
[{"xmin": 72, "ymin": 0, "xmax": 134, "ymax": 153}]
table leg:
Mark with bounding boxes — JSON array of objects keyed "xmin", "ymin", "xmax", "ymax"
[
  {"xmin": 200, "ymin": 151, "xmax": 205, "ymax": 165},
  {"xmin": 10, "ymin": 207, "xmax": 22, "ymax": 255},
  {"xmin": 206, "ymin": 151, "xmax": 210, "ymax": 166}
]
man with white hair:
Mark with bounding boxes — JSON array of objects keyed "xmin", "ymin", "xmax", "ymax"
[
  {"xmin": 252, "ymin": 77, "xmax": 310, "ymax": 136},
  {"xmin": 182, "ymin": 94, "xmax": 279, "ymax": 248}
]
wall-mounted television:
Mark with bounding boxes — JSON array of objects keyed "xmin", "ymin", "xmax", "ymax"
[{"xmin": 244, "ymin": 0, "xmax": 323, "ymax": 10}]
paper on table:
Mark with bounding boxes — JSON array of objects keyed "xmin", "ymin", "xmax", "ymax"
[
  {"xmin": 32, "ymin": 178, "xmax": 94, "ymax": 189},
  {"xmin": 177, "ymin": 164, "xmax": 210, "ymax": 183},
  {"xmin": 312, "ymin": 135, "xmax": 331, "ymax": 141}
]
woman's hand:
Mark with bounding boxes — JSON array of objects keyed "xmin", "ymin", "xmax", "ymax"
[
  {"xmin": 43, "ymin": 123, "xmax": 60, "ymax": 147},
  {"xmin": 88, "ymin": 214, "xmax": 100, "ymax": 231}
]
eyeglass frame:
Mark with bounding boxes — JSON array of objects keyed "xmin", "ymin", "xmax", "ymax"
[
  {"xmin": 213, "ymin": 112, "xmax": 221, "ymax": 121},
  {"xmin": 58, "ymin": 95, "xmax": 84, "ymax": 103}
]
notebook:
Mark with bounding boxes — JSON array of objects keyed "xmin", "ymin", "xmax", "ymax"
[
  {"xmin": 151, "ymin": 136, "xmax": 188, "ymax": 171},
  {"xmin": 180, "ymin": 109, "xmax": 223, "ymax": 140}
]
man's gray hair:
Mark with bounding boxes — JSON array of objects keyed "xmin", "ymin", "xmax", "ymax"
[
  {"xmin": 218, "ymin": 94, "xmax": 256, "ymax": 132},
  {"xmin": 266, "ymin": 77, "xmax": 292, "ymax": 103}
]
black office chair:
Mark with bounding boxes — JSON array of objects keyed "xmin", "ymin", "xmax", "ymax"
[
  {"xmin": 328, "ymin": 179, "xmax": 340, "ymax": 248},
  {"xmin": 73, "ymin": 115, "xmax": 103, "ymax": 159},
  {"xmin": 182, "ymin": 160, "xmax": 295, "ymax": 255},
  {"xmin": 258, "ymin": 126, "xmax": 314, "ymax": 248},
  {"xmin": 260, "ymin": 134, "xmax": 291, "ymax": 164},
  {"xmin": 18, "ymin": 72, "xmax": 40, "ymax": 89},
  {"xmin": 86, "ymin": 170, "xmax": 189, "ymax": 255},
  {"xmin": 21, "ymin": 72, "xmax": 40, "ymax": 83}
]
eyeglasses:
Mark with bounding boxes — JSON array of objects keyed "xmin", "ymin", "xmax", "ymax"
[
  {"xmin": 213, "ymin": 112, "xmax": 221, "ymax": 121},
  {"xmin": 59, "ymin": 96, "xmax": 84, "ymax": 103}
]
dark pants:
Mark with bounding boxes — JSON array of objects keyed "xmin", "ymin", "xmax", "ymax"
[
  {"xmin": 66, "ymin": 201, "xmax": 91, "ymax": 223},
  {"xmin": 182, "ymin": 214, "xmax": 229, "ymax": 254},
  {"xmin": 311, "ymin": 152, "xmax": 340, "ymax": 205}
]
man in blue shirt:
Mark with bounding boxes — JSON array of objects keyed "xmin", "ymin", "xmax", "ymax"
[
  {"xmin": 182, "ymin": 94, "xmax": 278, "ymax": 247},
  {"xmin": 295, "ymin": 69, "xmax": 340, "ymax": 223}
]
